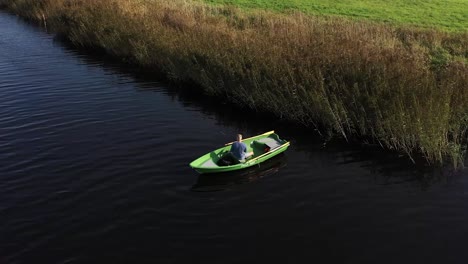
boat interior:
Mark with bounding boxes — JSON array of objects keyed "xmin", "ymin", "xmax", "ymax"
[{"xmin": 216, "ymin": 137, "xmax": 283, "ymax": 167}]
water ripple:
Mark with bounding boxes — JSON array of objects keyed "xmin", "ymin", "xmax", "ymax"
[{"xmin": 2, "ymin": 9, "xmax": 468, "ymax": 264}]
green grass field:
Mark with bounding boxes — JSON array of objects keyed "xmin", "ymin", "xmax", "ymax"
[{"xmin": 203, "ymin": 0, "xmax": 468, "ymax": 31}]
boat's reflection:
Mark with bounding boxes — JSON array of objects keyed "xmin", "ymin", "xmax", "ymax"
[{"xmin": 191, "ymin": 153, "xmax": 288, "ymax": 192}]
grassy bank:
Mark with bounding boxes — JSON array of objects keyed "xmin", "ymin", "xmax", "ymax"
[
  {"xmin": 202, "ymin": 0, "xmax": 468, "ymax": 31},
  {"xmin": 2, "ymin": 0, "xmax": 467, "ymax": 166}
]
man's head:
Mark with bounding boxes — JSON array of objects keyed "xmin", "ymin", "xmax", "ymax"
[{"xmin": 237, "ymin": 134, "xmax": 242, "ymax": 142}]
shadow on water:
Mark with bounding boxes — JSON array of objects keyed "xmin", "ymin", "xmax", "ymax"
[
  {"xmin": 50, "ymin": 33, "xmax": 461, "ymax": 190},
  {"xmin": 191, "ymin": 153, "xmax": 288, "ymax": 192},
  {"xmin": 326, "ymin": 140, "xmax": 462, "ymax": 190}
]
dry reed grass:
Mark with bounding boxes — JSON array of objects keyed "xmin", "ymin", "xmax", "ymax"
[{"xmin": 2, "ymin": 0, "xmax": 467, "ymax": 166}]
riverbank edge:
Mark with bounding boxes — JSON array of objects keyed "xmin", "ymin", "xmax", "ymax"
[{"xmin": 1, "ymin": 0, "xmax": 467, "ymax": 167}]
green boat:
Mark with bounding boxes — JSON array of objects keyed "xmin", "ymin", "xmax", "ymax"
[{"xmin": 189, "ymin": 131, "xmax": 290, "ymax": 174}]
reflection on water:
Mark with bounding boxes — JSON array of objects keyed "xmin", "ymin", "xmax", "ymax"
[
  {"xmin": 324, "ymin": 141, "xmax": 458, "ymax": 190},
  {"xmin": 192, "ymin": 154, "xmax": 288, "ymax": 192}
]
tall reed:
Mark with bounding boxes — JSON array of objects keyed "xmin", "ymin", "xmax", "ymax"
[{"xmin": 2, "ymin": 0, "xmax": 467, "ymax": 166}]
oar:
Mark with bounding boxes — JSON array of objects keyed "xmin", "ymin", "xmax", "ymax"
[{"xmin": 224, "ymin": 130, "xmax": 275, "ymax": 146}]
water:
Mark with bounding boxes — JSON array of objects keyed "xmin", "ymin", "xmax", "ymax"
[{"xmin": 1, "ymin": 11, "xmax": 468, "ymax": 264}]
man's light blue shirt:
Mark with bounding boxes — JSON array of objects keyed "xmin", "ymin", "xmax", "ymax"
[{"xmin": 230, "ymin": 141, "xmax": 247, "ymax": 160}]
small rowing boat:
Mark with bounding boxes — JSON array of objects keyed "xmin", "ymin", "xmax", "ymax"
[{"xmin": 189, "ymin": 131, "xmax": 290, "ymax": 174}]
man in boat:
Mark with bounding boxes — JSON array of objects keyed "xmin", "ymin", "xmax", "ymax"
[{"xmin": 230, "ymin": 134, "xmax": 254, "ymax": 161}]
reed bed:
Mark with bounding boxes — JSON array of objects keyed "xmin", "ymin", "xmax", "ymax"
[{"xmin": 2, "ymin": 0, "xmax": 467, "ymax": 166}]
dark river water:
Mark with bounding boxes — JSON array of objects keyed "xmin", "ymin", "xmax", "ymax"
[{"xmin": 2, "ymin": 11, "xmax": 468, "ymax": 264}]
